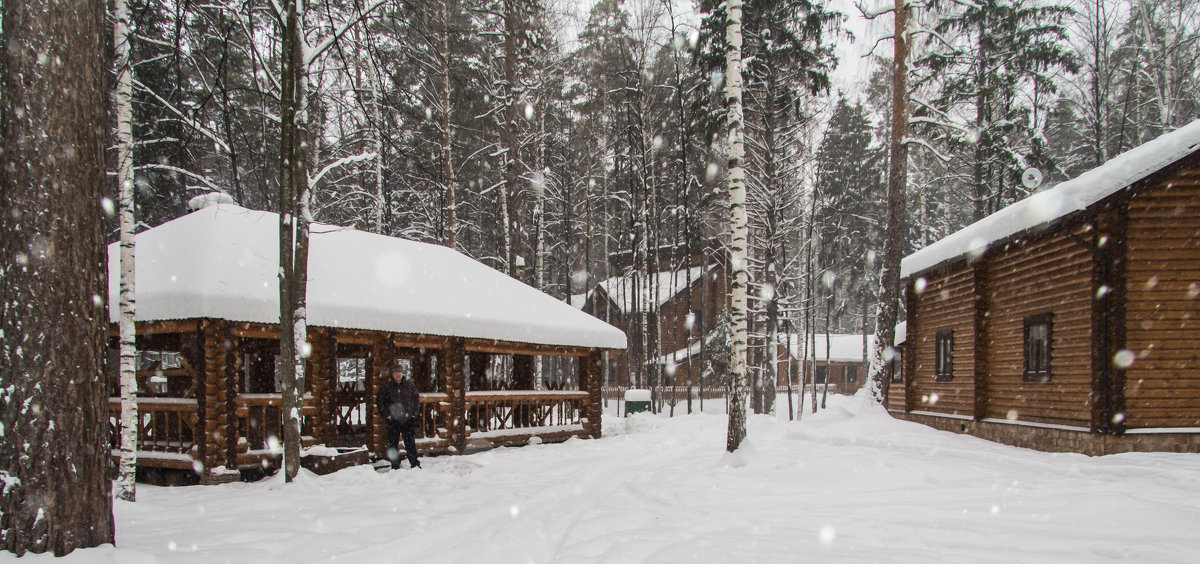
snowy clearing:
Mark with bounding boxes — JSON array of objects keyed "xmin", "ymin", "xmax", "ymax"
[{"xmin": 8, "ymin": 394, "xmax": 1200, "ymax": 563}]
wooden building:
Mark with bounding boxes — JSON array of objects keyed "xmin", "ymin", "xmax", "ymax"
[
  {"xmin": 580, "ymin": 254, "xmax": 728, "ymax": 388},
  {"xmin": 107, "ymin": 202, "xmax": 626, "ymax": 483},
  {"xmin": 888, "ymin": 120, "xmax": 1200, "ymax": 454},
  {"xmin": 776, "ymin": 333, "xmax": 870, "ymax": 395}
]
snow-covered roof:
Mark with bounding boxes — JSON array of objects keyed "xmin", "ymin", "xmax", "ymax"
[
  {"xmin": 653, "ymin": 340, "xmax": 704, "ymax": 366},
  {"xmin": 901, "ymin": 119, "xmax": 1200, "ymax": 279},
  {"xmin": 595, "ymin": 265, "xmax": 711, "ymax": 313},
  {"xmin": 782, "ymin": 333, "xmax": 872, "ymax": 363},
  {"xmin": 107, "ymin": 204, "xmax": 626, "ymax": 350}
]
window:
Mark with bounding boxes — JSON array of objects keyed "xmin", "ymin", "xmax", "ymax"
[
  {"xmin": 1024, "ymin": 313, "xmax": 1053, "ymax": 382},
  {"xmin": 935, "ymin": 330, "xmax": 954, "ymax": 382},
  {"xmin": 890, "ymin": 352, "xmax": 903, "ymax": 383},
  {"xmin": 815, "ymin": 365, "xmax": 827, "ymax": 384},
  {"xmin": 845, "ymin": 364, "xmax": 858, "ymax": 383}
]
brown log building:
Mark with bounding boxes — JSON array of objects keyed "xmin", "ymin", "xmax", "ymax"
[{"xmin": 888, "ymin": 120, "xmax": 1200, "ymax": 454}]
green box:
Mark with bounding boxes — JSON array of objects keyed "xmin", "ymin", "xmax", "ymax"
[{"xmin": 624, "ymin": 389, "xmax": 651, "ymax": 416}]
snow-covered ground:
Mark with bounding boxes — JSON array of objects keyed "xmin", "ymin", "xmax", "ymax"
[{"xmin": 9, "ymin": 394, "xmax": 1200, "ymax": 563}]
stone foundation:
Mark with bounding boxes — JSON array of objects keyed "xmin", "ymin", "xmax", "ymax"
[{"xmin": 892, "ymin": 411, "xmax": 1200, "ymax": 455}]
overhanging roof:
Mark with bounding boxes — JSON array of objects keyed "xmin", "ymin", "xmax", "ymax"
[
  {"xmin": 901, "ymin": 119, "xmax": 1200, "ymax": 279},
  {"xmin": 107, "ymin": 204, "xmax": 627, "ymax": 350}
]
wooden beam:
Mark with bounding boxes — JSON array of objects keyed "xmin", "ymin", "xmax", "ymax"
[
  {"xmin": 972, "ymin": 258, "xmax": 989, "ymax": 420},
  {"xmin": 464, "ymin": 340, "xmax": 598, "ymax": 358},
  {"xmin": 903, "ymin": 280, "xmax": 919, "ymax": 414},
  {"xmin": 109, "ymin": 318, "xmax": 199, "ymax": 337}
]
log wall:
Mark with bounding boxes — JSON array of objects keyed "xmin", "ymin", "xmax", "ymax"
[
  {"xmin": 983, "ymin": 228, "xmax": 1095, "ymax": 427},
  {"xmin": 908, "ymin": 265, "xmax": 976, "ymax": 416},
  {"xmin": 1123, "ymin": 170, "xmax": 1200, "ymax": 427}
]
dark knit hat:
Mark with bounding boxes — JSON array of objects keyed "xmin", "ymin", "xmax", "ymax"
[{"xmin": 388, "ymin": 363, "xmax": 404, "ymax": 375}]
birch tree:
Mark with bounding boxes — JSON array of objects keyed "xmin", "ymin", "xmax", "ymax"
[
  {"xmin": 724, "ymin": 0, "xmax": 750, "ymax": 452},
  {"xmin": 114, "ymin": 0, "xmax": 139, "ymax": 503}
]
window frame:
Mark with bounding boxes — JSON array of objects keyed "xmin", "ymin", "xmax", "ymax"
[
  {"xmin": 1023, "ymin": 313, "xmax": 1053, "ymax": 383},
  {"xmin": 934, "ymin": 329, "xmax": 954, "ymax": 382},
  {"xmin": 890, "ymin": 352, "xmax": 903, "ymax": 383},
  {"xmin": 845, "ymin": 364, "xmax": 858, "ymax": 383}
]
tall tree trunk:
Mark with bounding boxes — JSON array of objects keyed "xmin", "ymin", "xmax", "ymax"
[
  {"xmin": 442, "ymin": 0, "xmax": 456, "ymax": 248},
  {"xmin": 725, "ymin": 0, "xmax": 750, "ymax": 452},
  {"xmin": 279, "ymin": 0, "xmax": 310, "ymax": 482},
  {"xmin": 114, "ymin": 0, "xmax": 138, "ymax": 503},
  {"xmin": 867, "ymin": 0, "xmax": 911, "ymax": 402},
  {"xmin": 0, "ymin": 0, "xmax": 116, "ymax": 553},
  {"xmin": 501, "ymin": 0, "xmax": 521, "ymax": 278}
]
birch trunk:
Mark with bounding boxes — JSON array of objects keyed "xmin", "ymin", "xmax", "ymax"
[
  {"xmin": 725, "ymin": 0, "xmax": 750, "ymax": 452},
  {"xmin": 114, "ymin": 0, "xmax": 138, "ymax": 503},
  {"xmin": 867, "ymin": 0, "xmax": 911, "ymax": 402}
]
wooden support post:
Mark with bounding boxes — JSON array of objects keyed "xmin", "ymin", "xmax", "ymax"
[
  {"xmin": 972, "ymin": 260, "xmax": 989, "ymax": 420},
  {"xmin": 201, "ymin": 320, "xmax": 229, "ymax": 481},
  {"xmin": 903, "ymin": 282, "xmax": 919, "ymax": 414},
  {"xmin": 185, "ymin": 322, "xmax": 206, "ymax": 474},
  {"xmin": 444, "ymin": 339, "xmax": 467, "ymax": 454},
  {"xmin": 1092, "ymin": 206, "xmax": 1129, "ymax": 434},
  {"xmin": 368, "ymin": 336, "xmax": 393, "ymax": 458},
  {"xmin": 581, "ymin": 351, "xmax": 603, "ymax": 439},
  {"xmin": 223, "ymin": 323, "xmax": 240, "ymax": 471},
  {"xmin": 308, "ymin": 328, "xmax": 335, "ymax": 445}
]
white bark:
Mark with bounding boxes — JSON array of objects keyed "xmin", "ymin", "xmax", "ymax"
[
  {"xmin": 726, "ymin": 0, "xmax": 750, "ymax": 452},
  {"xmin": 114, "ymin": 0, "xmax": 138, "ymax": 503}
]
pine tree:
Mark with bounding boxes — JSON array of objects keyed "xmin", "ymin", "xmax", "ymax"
[{"xmin": 1, "ymin": 0, "xmax": 116, "ymax": 553}]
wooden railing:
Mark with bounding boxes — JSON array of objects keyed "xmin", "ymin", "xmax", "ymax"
[
  {"xmin": 602, "ymin": 386, "xmax": 727, "ymax": 402},
  {"xmin": 416, "ymin": 393, "xmax": 450, "ymax": 439},
  {"xmin": 465, "ymin": 391, "xmax": 587, "ymax": 434},
  {"xmin": 235, "ymin": 394, "xmax": 318, "ymax": 452},
  {"xmin": 109, "ymin": 398, "xmax": 198, "ymax": 455}
]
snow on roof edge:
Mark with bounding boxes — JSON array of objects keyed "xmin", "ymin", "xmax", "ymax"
[
  {"xmin": 107, "ymin": 204, "xmax": 627, "ymax": 351},
  {"xmin": 901, "ymin": 119, "xmax": 1200, "ymax": 279}
]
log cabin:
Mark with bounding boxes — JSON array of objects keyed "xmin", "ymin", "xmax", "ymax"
[
  {"xmin": 107, "ymin": 201, "xmax": 626, "ymax": 483},
  {"xmin": 888, "ymin": 119, "xmax": 1200, "ymax": 454},
  {"xmin": 776, "ymin": 333, "xmax": 871, "ymax": 395},
  {"xmin": 580, "ymin": 253, "xmax": 728, "ymax": 388}
]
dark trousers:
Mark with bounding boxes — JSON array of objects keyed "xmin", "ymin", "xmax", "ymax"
[{"xmin": 386, "ymin": 418, "xmax": 420, "ymax": 469}]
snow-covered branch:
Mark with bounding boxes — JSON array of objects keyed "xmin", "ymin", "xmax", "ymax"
[{"xmin": 309, "ymin": 151, "xmax": 378, "ymax": 187}]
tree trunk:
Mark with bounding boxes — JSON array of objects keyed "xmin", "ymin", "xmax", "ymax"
[
  {"xmin": 279, "ymin": 0, "xmax": 310, "ymax": 482},
  {"xmin": 501, "ymin": 0, "xmax": 521, "ymax": 279},
  {"xmin": 0, "ymin": 0, "xmax": 116, "ymax": 553},
  {"xmin": 725, "ymin": 0, "xmax": 750, "ymax": 452},
  {"xmin": 114, "ymin": 0, "xmax": 139, "ymax": 503},
  {"xmin": 867, "ymin": 0, "xmax": 911, "ymax": 403},
  {"xmin": 442, "ymin": 0, "xmax": 456, "ymax": 248}
]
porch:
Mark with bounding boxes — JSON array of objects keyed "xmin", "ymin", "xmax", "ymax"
[{"xmin": 108, "ymin": 320, "xmax": 605, "ymax": 482}]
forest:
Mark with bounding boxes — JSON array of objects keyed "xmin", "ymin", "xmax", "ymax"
[
  {"xmin": 104, "ymin": 0, "xmax": 1199, "ymax": 398},
  {"xmin": 2, "ymin": 0, "xmax": 1199, "ymax": 556}
]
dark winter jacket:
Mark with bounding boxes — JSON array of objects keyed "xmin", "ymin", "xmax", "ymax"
[{"xmin": 376, "ymin": 377, "xmax": 419, "ymax": 424}]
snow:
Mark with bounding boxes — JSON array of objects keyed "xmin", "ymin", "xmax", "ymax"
[
  {"xmin": 901, "ymin": 119, "xmax": 1200, "ymax": 279},
  {"xmin": 595, "ymin": 265, "xmax": 710, "ymax": 313},
  {"xmin": 624, "ymin": 389, "xmax": 652, "ymax": 402},
  {"xmin": 106, "ymin": 204, "xmax": 626, "ymax": 350},
  {"xmin": 14, "ymin": 394, "xmax": 1200, "ymax": 563},
  {"xmin": 782, "ymin": 333, "xmax": 872, "ymax": 363}
]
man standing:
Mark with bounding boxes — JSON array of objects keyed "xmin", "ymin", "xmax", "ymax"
[{"xmin": 376, "ymin": 363, "xmax": 422, "ymax": 470}]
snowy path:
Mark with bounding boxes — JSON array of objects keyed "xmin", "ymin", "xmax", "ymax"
[{"xmin": 7, "ymin": 394, "xmax": 1200, "ymax": 563}]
